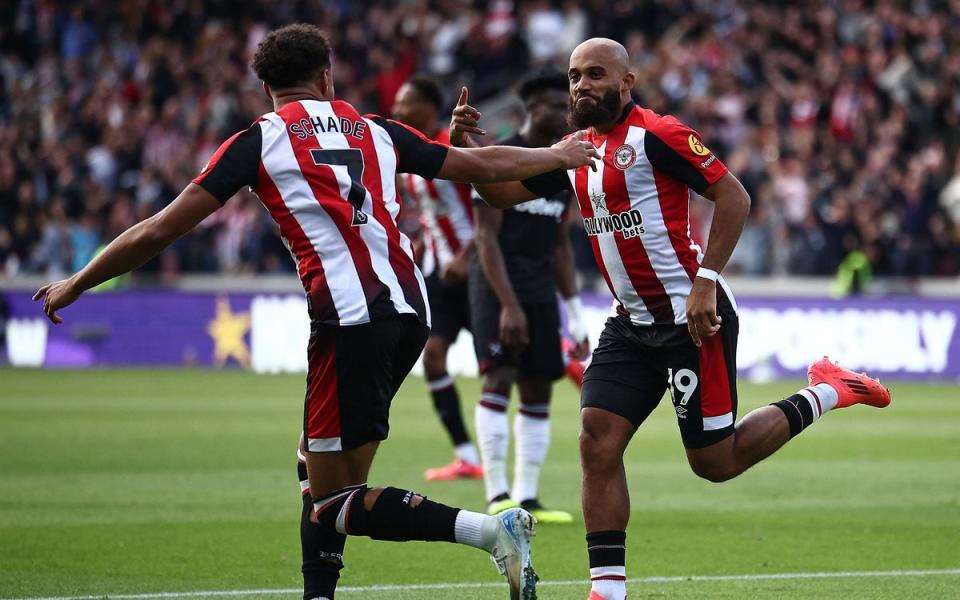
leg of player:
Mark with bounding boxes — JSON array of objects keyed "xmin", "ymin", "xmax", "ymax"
[
  {"xmin": 422, "ymin": 334, "xmax": 483, "ymax": 481},
  {"xmin": 580, "ymin": 408, "xmax": 635, "ymax": 600},
  {"xmin": 686, "ymin": 357, "xmax": 892, "ymax": 482},
  {"xmin": 301, "ymin": 316, "xmax": 537, "ymax": 600},
  {"xmin": 513, "ymin": 377, "xmax": 572, "ymax": 524},
  {"xmin": 476, "ymin": 366, "xmax": 518, "ymax": 514},
  {"xmin": 305, "ymin": 443, "xmax": 538, "ymax": 600},
  {"xmin": 297, "ymin": 436, "xmax": 346, "ymax": 600}
]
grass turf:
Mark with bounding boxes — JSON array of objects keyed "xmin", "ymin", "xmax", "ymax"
[{"xmin": 0, "ymin": 368, "xmax": 957, "ymax": 599}]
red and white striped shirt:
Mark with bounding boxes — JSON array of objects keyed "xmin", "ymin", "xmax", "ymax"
[
  {"xmin": 523, "ymin": 102, "xmax": 737, "ymax": 325},
  {"xmin": 193, "ymin": 99, "xmax": 449, "ymax": 326},
  {"xmin": 400, "ymin": 129, "xmax": 474, "ymax": 278}
]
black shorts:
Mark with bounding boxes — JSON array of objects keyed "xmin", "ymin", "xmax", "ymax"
[
  {"xmin": 304, "ymin": 315, "xmax": 429, "ymax": 452},
  {"xmin": 470, "ymin": 285, "xmax": 564, "ymax": 381},
  {"xmin": 581, "ymin": 310, "xmax": 739, "ymax": 449},
  {"xmin": 425, "ymin": 272, "xmax": 471, "ymax": 341}
]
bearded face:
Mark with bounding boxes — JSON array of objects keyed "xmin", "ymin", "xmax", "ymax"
[{"xmin": 568, "ymin": 88, "xmax": 622, "ymax": 129}]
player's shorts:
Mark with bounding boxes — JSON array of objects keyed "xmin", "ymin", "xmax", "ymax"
[
  {"xmin": 581, "ymin": 309, "xmax": 739, "ymax": 449},
  {"xmin": 425, "ymin": 272, "xmax": 471, "ymax": 342},
  {"xmin": 470, "ymin": 284, "xmax": 564, "ymax": 381},
  {"xmin": 304, "ymin": 315, "xmax": 429, "ymax": 452}
]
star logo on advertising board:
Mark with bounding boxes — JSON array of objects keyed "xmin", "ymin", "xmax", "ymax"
[{"xmin": 207, "ymin": 296, "xmax": 251, "ymax": 369}]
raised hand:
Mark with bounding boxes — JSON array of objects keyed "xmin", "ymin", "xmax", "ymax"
[
  {"xmin": 551, "ymin": 130, "xmax": 601, "ymax": 171},
  {"xmin": 449, "ymin": 86, "xmax": 486, "ymax": 147}
]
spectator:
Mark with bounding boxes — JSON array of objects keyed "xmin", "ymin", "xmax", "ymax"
[{"xmin": 0, "ymin": 0, "xmax": 956, "ymax": 280}]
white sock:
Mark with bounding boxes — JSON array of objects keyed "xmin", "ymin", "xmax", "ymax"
[
  {"xmin": 455, "ymin": 442, "xmax": 480, "ymax": 465},
  {"xmin": 797, "ymin": 382, "xmax": 839, "ymax": 421},
  {"xmin": 590, "ymin": 566, "xmax": 627, "ymax": 599},
  {"xmin": 512, "ymin": 410, "xmax": 550, "ymax": 503},
  {"xmin": 454, "ymin": 509, "xmax": 500, "ymax": 552},
  {"xmin": 475, "ymin": 397, "xmax": 510, "ymax": 501}
]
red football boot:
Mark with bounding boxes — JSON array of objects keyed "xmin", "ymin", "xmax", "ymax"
[
  {"xmin": 424, "ymin": 458, "xmax": 484, "ymax": 481},
  {"xmin": 807, "ymin": 356, "xmax": 891, "ymax": 409}
]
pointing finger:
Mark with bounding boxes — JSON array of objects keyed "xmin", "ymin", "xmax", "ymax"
[
  {"xmin": 457, "ymin": 86, "xmax": 468, "ymax": 107},
  {"xmin": 32, "ymin": 285, "xmax": 49, "ymax": 301}
]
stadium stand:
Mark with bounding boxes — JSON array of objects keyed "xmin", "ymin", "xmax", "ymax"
[{"xmin": 0, "ymin": 0, "xmax": 957, "ymax": 281}]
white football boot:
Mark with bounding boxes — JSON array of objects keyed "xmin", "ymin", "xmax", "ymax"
[{"xmin": 489, "ymin": 507, "xmax": 538, "ymax": 599}]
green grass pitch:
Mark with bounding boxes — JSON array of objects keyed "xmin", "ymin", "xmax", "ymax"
[{"xmin": 0, "ymin": 368, "xmax": 958, "ymax": 599}]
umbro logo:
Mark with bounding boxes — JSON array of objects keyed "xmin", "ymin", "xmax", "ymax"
[{"xmin": 675, "ymin": 405, "xmax": 688, "ymax": 419}]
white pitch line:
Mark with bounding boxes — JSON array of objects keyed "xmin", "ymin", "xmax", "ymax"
[{"xmin": 7, "ymin": 568, "xmax": 960, "ymax": 600}]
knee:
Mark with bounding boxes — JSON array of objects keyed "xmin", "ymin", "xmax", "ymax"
[
  {"xmin": 422, "ymin": 344, "xmax": 446, "ymax": 378},
  {"xmin": 688, "ymin": 459, "xmax": 738, "ymax": 483},
  {"xmin": 362, "ymin": 487, "xmax": 424, "ymax": 511},
  {"xmin": 579, "ymin": 427, "xmax": 619, "ymax": 472}
]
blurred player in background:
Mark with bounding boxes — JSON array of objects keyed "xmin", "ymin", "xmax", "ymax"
[
  {"xmin": 452, "ymin": 38, "xmax": 892, "ymax": 600},
  {"xmin": 467, "ymin": 72, "xmax": 590, "ymax": 524},
  {"xmin": 34, "ymin": 24, "xmax": 602, "ymax": 600},
  {"xmin": 392, "ymin": 75, "xmax": 484, "ymax": 482}
]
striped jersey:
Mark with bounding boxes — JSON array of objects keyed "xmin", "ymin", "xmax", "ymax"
[
  {"xmin": 522, "ymin": 102, "xmax": 737, "ymax": 325},
  {"xmin": 399, "ymin": 129, "xmax": 474, "ymax": 278},
  {"xmin": 192, "ymin": 99, "xmax": 450, "ymax": 326}
]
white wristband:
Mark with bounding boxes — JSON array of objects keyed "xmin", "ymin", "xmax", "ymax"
[
  {"xmin": 564, "ymin": 296, "xmax": 588, "ymax": 342},
  {"xmin": 696, "ymin": 267, "xmax": 719, "ymax": 282}
]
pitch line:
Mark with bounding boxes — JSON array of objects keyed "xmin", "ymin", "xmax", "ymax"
[{"xmin": 8, "ymin": 568, "xmax": 960, "ymax": 599}]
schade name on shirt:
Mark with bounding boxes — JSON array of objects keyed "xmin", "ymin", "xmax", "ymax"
[{"xmin": 289, "ymin": 115, "xmax": 368, "ymax": 140}]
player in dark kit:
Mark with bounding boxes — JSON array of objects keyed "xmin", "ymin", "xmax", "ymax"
[
  {"xmin": 452, "ymin": 38, "xmax": 892, "ymax": 600},
  {"xmin": 33, "ymin": 24, "xmax": 602, "ymax": 600},
  {"xmin": 392, "ymin": 75, "xmax": 483, "ymax": 481},
  {"xmin": 464, "ymin": 72, "xmax": 590, "ymax": 523}
]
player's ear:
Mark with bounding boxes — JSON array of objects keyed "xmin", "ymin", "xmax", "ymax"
[
  {"xmin": 262, "ymin": 82, "xmax": 272, "ymax": 102},
  {"xmin": 622, "ymin": 71, "xmax": 636, "ymax": 93},
  {"xmin": 319, "ymin": 68, "xmax": 334, "ymax": 99}
]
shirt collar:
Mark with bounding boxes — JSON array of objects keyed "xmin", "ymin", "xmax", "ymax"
[{"xmin": 617, "ymin": 100, "xmax": 636, "ymax": 124}]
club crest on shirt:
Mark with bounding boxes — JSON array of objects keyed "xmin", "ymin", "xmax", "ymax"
[{"xmin": 613, "ymin": 144, "xmax": 636, "ymax": 170}]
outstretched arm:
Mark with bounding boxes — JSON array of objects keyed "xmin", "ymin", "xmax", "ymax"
[
  {"xmin": 436, "ymin": 132, "xmax": 596, "ymax": 188},
  {"xmin": 34, "ymin": 183, "xmax": 222, "ymax": 323},
  {"xmin": 443, "ymin": 87, "xmax": 578, "ymax": 208}
]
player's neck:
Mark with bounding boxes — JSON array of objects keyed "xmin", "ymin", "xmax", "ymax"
[{"xmin": 272, "ymin": 86, "xmax": 333, "ymax": 110}]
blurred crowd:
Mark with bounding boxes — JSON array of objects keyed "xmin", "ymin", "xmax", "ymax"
[{"xmin": 0, "ymin": 0, "xmax": 958, "ymax": 284}]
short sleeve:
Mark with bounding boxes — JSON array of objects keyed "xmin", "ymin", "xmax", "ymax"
[
  {"xmin": 192, "ymin": 125, "xmax": 262, "ymax": 204},
  {"xmin": 367, "ymin": 116, "xmax": 449, "ymax": 180},
  {"xmin": 521, "ymin": 169, "xmax": 572, "ymax": 198},
  {"xmin": 643, "ymin": 116, "xmax": 728, "ymax": 194}
]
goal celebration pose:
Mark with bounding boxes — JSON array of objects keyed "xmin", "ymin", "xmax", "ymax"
[
  {"xmin": 451, "ymin": 37, "xmax": 892, "ymax": 600},
  {"xmin": 34, "ymin": 24, "xmax": 601, "ymax": 600}
]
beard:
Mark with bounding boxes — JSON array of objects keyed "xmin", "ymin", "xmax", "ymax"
[{"xmin": 569, "ymin": 89, "xmax": 622, "ymax": 129}]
